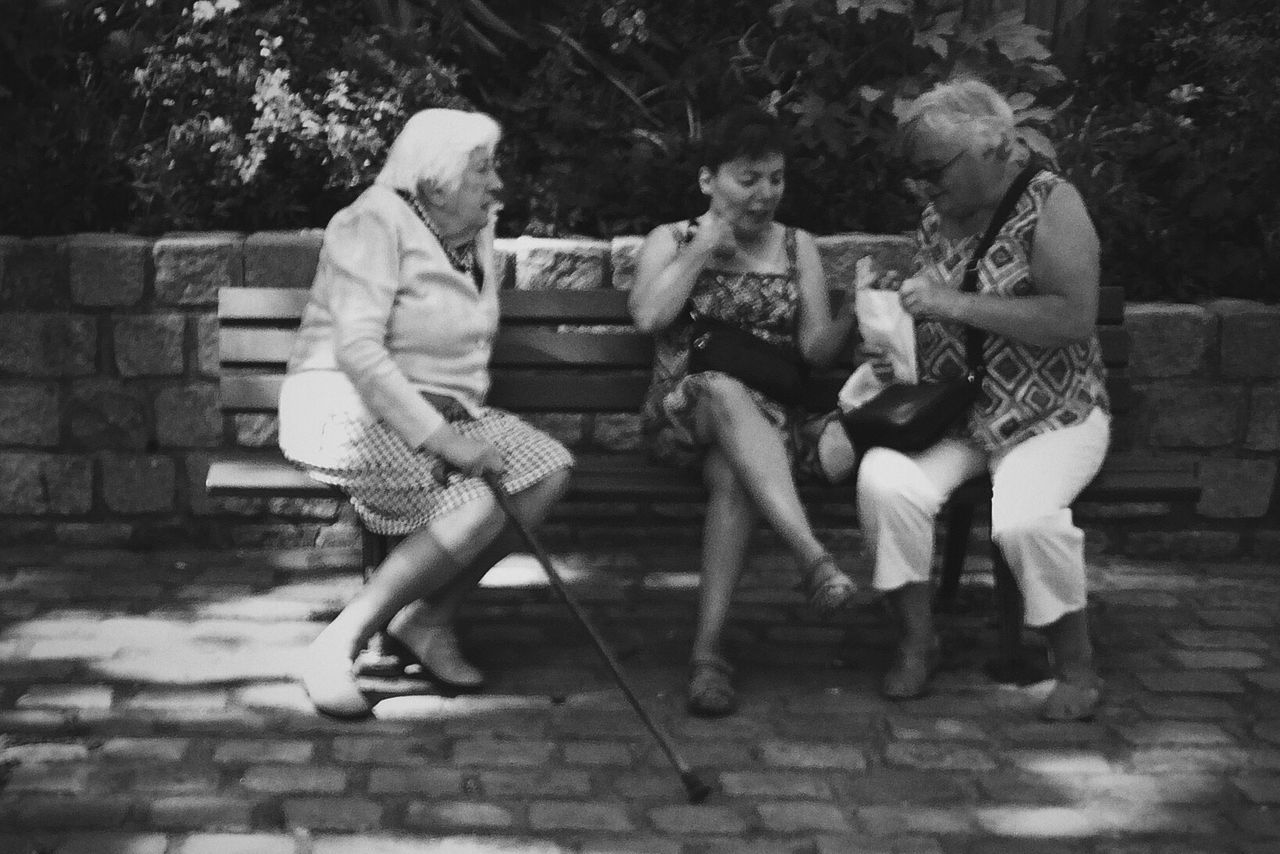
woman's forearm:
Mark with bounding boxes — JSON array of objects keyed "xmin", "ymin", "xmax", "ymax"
[
  {"xmin": 950, "ymin": 292, "xmax": 1094, "ymax": 348},
  {"xmin": 802, "ymin": 311, "xmax": 858, "ymax": 368},
  {"xmin": 630, "ymin": 245, "xmax": 713, "ymax": 332}
]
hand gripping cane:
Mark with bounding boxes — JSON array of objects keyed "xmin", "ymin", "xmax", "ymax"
[{"xmin": 481, "ymin": 472, "xmax": 713, "ymax": 804}]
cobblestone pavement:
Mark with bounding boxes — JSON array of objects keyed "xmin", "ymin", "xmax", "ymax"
[{"xmin": 1, "ymin": 538, "xmax": 1278, "ymax": 854}]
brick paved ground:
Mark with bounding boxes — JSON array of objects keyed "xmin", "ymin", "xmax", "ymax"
[{"xmin": 1, "ymin": 537, "xmax": 1278, "ymax": 853}]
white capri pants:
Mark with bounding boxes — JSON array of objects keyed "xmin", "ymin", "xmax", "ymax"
[{"xmin": 856, "ymin": 407, "xmax": 1110, "ymax": 627}]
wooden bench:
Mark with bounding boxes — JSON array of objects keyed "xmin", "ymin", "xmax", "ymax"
[{"xmin": 208, "ymin": 283, "xmax": 1200, "ymax": 682}]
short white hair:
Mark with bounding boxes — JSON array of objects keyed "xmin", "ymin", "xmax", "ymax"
[
  {"xmin": 375, "ymin": 108, "xmax": 502, "ymax": 197},
  {"xmin": 898, "ymin": 77, "xmax": 1016, "ymax": 159}
]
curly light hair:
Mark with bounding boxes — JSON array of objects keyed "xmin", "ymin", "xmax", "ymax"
[{"xmin": 897, "ymin": 77, "xmax": 1019, "ymax": 162}]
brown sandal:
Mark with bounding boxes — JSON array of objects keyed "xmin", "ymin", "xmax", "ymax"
[
  {"xmin": 799, "ymin": 552, "xmax": 857, "ymax": 615},
  {"xmin": 687, "ymin": 654, "xmax": 736, "ymax": 717}
]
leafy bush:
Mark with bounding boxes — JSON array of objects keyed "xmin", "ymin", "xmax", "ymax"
[
  {"xmin": 3, "ymin": 0, "xmax": 1272, "ymax": 303},
  {"xmin": 0, "ymin": 0, "xmax": 468, "ymax": 235},
  {"xmin": 0, "ymin": 0, "xmax": 1064, "ymax": 239},
  {"xmin": 0, "ymin": 0, "xmax": 143, "ymax": 233},
  {"xmin": 478, "ymin": 0, "xmax": 1069, "ymax": 238},
  {"xmin": 1056, "ymin": 0, "xmax": 1280, "ymax": 301}
]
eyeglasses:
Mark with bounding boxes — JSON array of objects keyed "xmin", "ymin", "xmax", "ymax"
[{"xmin": 911, "ymin": 149, "xmax": 965, "ymax": 185}]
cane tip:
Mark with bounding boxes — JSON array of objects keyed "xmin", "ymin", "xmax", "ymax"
[{"xmin": 682, "ymin": 772, "xmax": 714, "ymax": 804}]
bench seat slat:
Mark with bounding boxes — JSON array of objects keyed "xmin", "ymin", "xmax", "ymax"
[
  {"xmin": 208, "ymin": 452, "xmax": 1200, "ymax": 504},
  {"xmin": 207, "ymin": 456, "xmax": 344, "ymax": 498}
]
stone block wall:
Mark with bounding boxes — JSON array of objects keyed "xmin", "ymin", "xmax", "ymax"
[{"xmin": 0, "ymin": 231, "xmax": 1276, "ymax": 559}]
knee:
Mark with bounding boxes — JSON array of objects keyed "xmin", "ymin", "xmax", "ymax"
[
  {"xmin": 991, "ymin": 509, "xmax": 1078, "ymax": 548},
  {"xmin": 857, "ymin": 448, "xmax": 941, "ymax": 516},
  {"xmin": 697, "ymin": 374, "xmax": 754, "ymax": 424},
  {"xmin": 539, "ymin": 467, "xmax": 573, "ymax": 506},
  {"xmin": 432, "ymin": 495, "xmax": 506, "ymax": 560},
  {"xmin": 514, "ymin": 467, "xmax": 572, "ymax": 525}
]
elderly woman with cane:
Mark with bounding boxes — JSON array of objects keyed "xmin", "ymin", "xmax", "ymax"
[
  {"xmin": 854, "ymin": 78, "xmax": 1111, "ymax": 720},
  {"xmin": 278, "ymin": 108, "xmax": 574, "ymax": 718}
]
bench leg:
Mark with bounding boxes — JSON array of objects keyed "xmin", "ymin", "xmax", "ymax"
[
  {"xmin": 935, "ymin": 501, "xmax": 973, "ymax": 612},
  {"xmin": 983, "ymin": 545, "xmax": 1052, "ymax": 685}
]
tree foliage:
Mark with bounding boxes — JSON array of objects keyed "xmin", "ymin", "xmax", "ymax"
[
  {"xmin": 1055, "ymin": 0, "xmax": 1280, "ymax": 300},
  {"xmin": 1, "ymin": 0, "xmax": 1275, "ymax": 301}
]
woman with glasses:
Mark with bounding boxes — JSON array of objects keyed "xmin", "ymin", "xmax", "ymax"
[{"xmin": 855, "ymin": 78, "xmax": 1110, "ymax": 720}]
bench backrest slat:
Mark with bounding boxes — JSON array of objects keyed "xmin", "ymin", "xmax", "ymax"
[
  {"xmin": 218, "ymin": 284, "xmax": 1134, "ymax": 417},
  {"xmin": 219, "ymin": 287, "xmax": 310, "ymax": 321},
  {"xmin": 221, "ymin": 285, "xmax": 1126, "ymax": 325},
  {"xmin": 492, "ymin": 330, "xmax": 652, "ymax": 368},
  {"xmin": 221, "ymin": 369, "xmax": 1134, "ymax": 415}
]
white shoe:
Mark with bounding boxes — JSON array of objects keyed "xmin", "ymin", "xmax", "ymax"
[
  {"xmin": 387, "ymin": 618, "xmax": 484, "ymax": 689},
  {"xmin": 299, "ymin": 640, "xmax": 371, "ymax": 718}
]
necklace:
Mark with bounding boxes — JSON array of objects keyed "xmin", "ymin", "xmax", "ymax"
[{"xmin": 395, "ymin": 190, "xmax": 481, "ymax": 287}]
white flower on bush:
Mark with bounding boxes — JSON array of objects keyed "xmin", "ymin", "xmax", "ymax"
[
  {"xmin": 190, "ymin": 0, "xmax": 239, "ymax": 23},
  {"xmin": 259, "ymin": 32, "xmax": 284, "ymax": 58},
  {"xmin": 1167, "ymin": 84, "xmax": 1204, "ymax": 104}
]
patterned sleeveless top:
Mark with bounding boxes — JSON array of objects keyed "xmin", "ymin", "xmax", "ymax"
[
  {"xmin": 915, "ymin": 169, "xmax": 1109, "ymax": 451},
  {"xmin": 644, "ymin": 223, "xmax": 801, "ymax": 388}
]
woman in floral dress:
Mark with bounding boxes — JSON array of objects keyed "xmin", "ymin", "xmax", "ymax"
[{"xmin": 629, "ymin": 106, "xmax": 862, "ymax": 716}]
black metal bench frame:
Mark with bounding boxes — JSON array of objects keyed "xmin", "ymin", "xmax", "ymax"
[{"xmin": 208, "ymin": 283, "xmax": 1200, "ymax": 682}]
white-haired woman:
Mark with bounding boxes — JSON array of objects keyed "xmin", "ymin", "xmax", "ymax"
[
  {"xmin": 279, "ymin": 108, "xmax": 573, "ymax": 718},
  {"xmin": 856, "ymin": 78, "xmax": 1110, "ymax": 720}
]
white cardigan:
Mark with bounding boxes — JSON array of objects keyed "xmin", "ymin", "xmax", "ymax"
[{"xmin": 283, "ymin": 185, "xmax": 500, "ymax": 451}]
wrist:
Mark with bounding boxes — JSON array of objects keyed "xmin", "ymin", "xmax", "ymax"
[
  {"xmin": 417, "ymin": 423, "xmax": 452, "ymax": 455},
  {"xmin": 947, "ymin": 291, "xmax": 972, "ymax": 324}
]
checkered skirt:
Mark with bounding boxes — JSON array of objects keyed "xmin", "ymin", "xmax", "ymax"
[{"xmin": 279, "ymin": 377, "xmax": 573, "ymax": 535}]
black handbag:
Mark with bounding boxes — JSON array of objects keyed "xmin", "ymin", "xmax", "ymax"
[
  {"xmin": 687, "ymin": 311, "xmax": 809, "ymax": 406},
  {"xmin": 840, "ymin": 376, "xmax": 980, "ymax": 451},
  {"xmin": 840, "ymin": 165, "xmax": 1039, "ymax": 453}
]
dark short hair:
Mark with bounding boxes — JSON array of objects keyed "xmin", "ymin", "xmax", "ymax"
[{"xmin": 700, "ymin": 106, "xmax": 790, "ymax": 171}]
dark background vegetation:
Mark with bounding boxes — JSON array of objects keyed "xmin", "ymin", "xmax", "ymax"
[{"xmin": 1, "ymin": 0, "xmax": 1276, "ymax": 301}]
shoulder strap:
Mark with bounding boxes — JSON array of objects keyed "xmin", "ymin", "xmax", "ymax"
[
  {"xmin": 672, "ymin": 219, "xmax": 698, "ymax": 247},
  {"xmin": 961, "ymin": 165, "xmax": 1040, "ymax": 377},
  {"xmin": 961, "ymin": 165, "xmax": 1039, "ymax": 294}
]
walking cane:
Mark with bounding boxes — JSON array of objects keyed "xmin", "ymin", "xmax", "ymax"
[{"xmin": 481, "ymin": 471, "xmax": 713, "ymax": 804}]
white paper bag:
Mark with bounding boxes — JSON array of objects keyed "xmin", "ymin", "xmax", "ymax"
[{"xmin": 837, "ymin": 257, "xmax": 920, "ymax": 414}]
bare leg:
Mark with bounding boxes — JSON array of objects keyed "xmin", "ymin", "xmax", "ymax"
[
  {"xmin": 691, "ymin": 377, "xmax": 824, "ymax": 563},
  {"xmin": 691, "ymin": 448, "xmax": 756, "ymax": 662},
  {"xmin": 1039, "ymin": 608, "xmax": 1103, "ymax": 720},
  {"xmin": 303, "ymin": 469, "xmax": 570, "ymax": 715},
  {"xmin": 881, "ymin": 581, "xmax": 940, "ymax": 699},
  {"xmin": 302, "ymin": 522, "xmax": 475, "ymax": 716},
  {"xmin": 691, "ymin": 376, "xmax": 854, "ymax": 611},
  {"xmin": 684, "ymin": 448, "xmax": 755, "ymax": 717},
  {"xmin": 388, "ymin": 470, "xmax": 571, "ymax": 686}
]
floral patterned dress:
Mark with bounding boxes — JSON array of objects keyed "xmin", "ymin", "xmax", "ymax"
[{"xmin": 640, "ymin": 223, "xmax": 830, "ymax": 479}]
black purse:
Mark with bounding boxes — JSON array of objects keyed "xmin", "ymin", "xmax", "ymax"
[
  {"xmin": 687, "ymin": 311, "xmax": 809, "ymax": 406},
  {"xmin": 840, "ymin": 165, "xmax": 1038, "ymax": 453}
]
